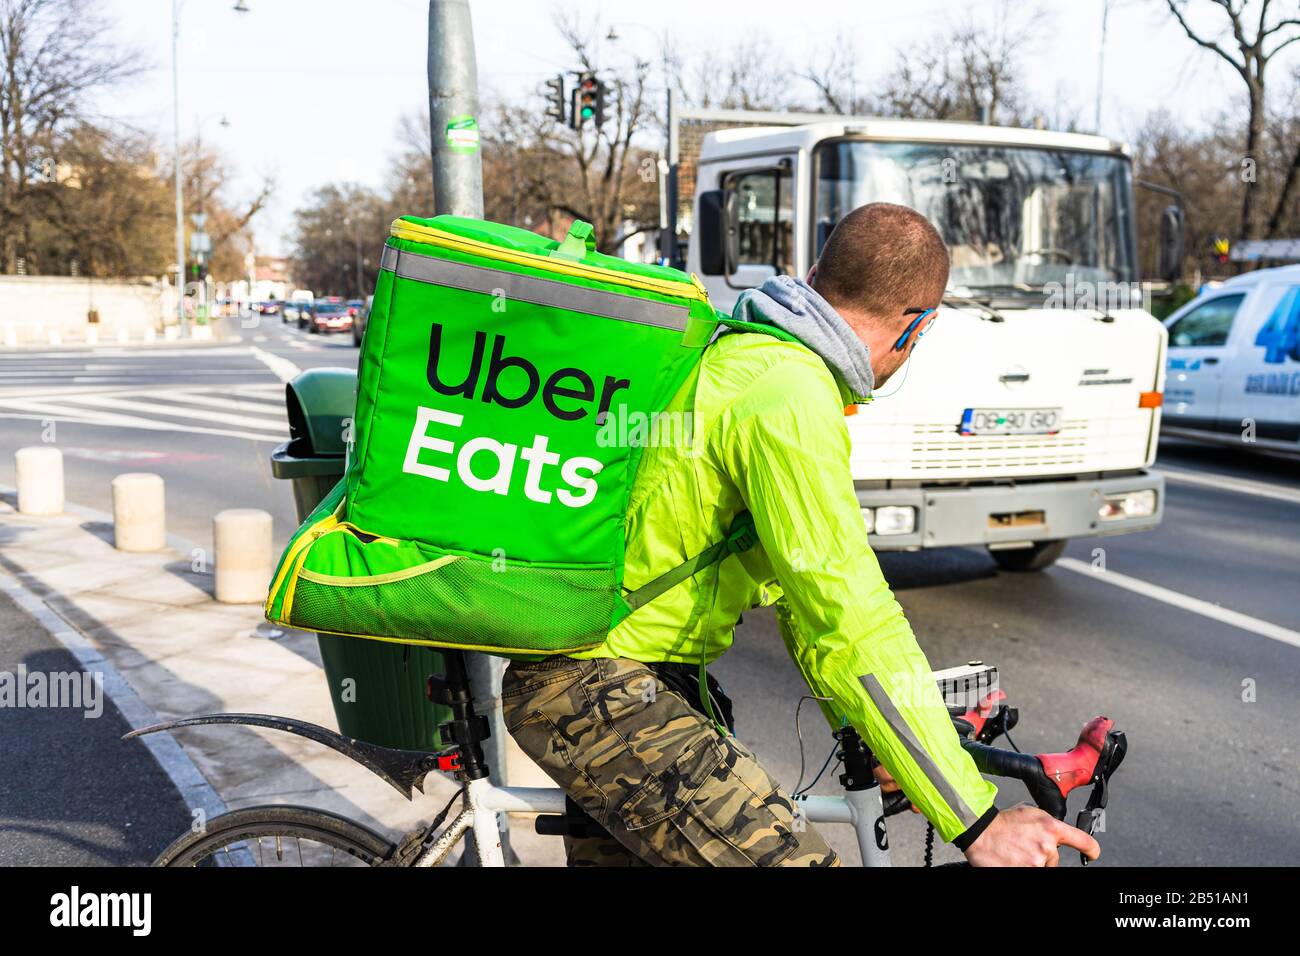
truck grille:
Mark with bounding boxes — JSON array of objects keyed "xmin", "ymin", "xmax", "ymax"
[{"xmin": 906, "ymin": 419, "xmax": 1090, "ymax": 473}]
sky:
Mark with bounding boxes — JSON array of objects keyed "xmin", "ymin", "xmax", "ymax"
[{"xmin": 94, "ymin": 0, "xmax": 1299, "ymax": 256}]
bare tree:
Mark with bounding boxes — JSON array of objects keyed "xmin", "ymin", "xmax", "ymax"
[
  {"xmin": 1265, "ymin": 66, "xmax": 1300, "ymax": 237},
  {"xmin": 0, "ymin": 0, "xmax": 137, "ymax": 272},
  {"xmin": 803, "ymin": 4, "xmax": 1036, "ymax": 124},
  {"xmin": 671, "ymin": 33, "xmax": 800, "ymax": 112},
  {"xmin": 179, "ymin": 137, "xmax": 273, "ymax": 280},
  {"xmin": 544, "ymin": 13, "xmax": 660, "ymax": 252},
  {"xmin": 1162, "ymin": 0, "xmax": 1300, "ymax": 239},
  {"xmin": 799, "ymin": 37, "xmax": 870, "ymax": 114}
]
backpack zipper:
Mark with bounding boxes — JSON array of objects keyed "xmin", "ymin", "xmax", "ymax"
[{"xmin": 389, "ymin": 219, "xmax": 709, "ymax": 303}]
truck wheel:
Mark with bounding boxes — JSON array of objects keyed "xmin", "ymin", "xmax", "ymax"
[{"xmin": 989, "ymin": 539, "xmax": 1067, "ymax": 572}]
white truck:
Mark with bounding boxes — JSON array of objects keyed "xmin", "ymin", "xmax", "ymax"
[{"xmin": 672, "ymin": 111, "xmax": 1176, "ymax": 570}]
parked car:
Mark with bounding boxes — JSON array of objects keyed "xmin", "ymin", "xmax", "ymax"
[
  {"xmin": 254, "ymin": 301, "xmax": 280, "ymax": 316},
  {"xmin": 282, "ymin": 300, "xmax": 311, "ymax": 323},
  {"xmin": 352, "ymin": 294, "xmax": 374, "ymax": 347},
  {"xmin": 1162, "ymin": 263, "xmax": 1300, "ymax": 456},
  {"xmin": 305, "ymin": 296, "xmax": 353, "ymax": 334}
]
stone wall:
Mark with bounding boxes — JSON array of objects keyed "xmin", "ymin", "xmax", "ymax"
[{"xmin": 0, "ymin": 275, "xmax": 179, "ymax": 346}]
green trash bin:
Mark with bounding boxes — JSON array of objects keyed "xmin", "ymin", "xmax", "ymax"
[{"xmin": 270, "ymin": 367, "xmax": 449, "ymax": 752}]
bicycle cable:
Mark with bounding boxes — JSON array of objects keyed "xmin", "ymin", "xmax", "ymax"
[
  {"xmin": 791, "ymin": 694, "xmax": 834, "ymax": 796},
  {"xmin": 794, "ymin": 745, "xmax": 841, "ymax": 798}
]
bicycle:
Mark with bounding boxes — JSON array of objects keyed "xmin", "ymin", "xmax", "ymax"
[{"xmin": 131, "ymin": 657, "xmax": 1127, "ymax": 867}]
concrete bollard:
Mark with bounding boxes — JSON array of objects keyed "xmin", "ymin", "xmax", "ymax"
[
  {"xmin": 111, "ymin": 473, "xmax": 166, "ymax": 552},
  {"xmin": 15, "ymin": 446, "xmax": 64, "ymax": 515},
  {"xmin": 214, "ymin": 509, "xmax": 273, "ymax": 604}
]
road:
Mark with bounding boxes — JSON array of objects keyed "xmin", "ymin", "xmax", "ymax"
[{"xmin": 1, "ymin": 315, "xmax": 1297, "ymax": 866}]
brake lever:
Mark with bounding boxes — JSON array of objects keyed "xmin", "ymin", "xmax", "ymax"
[{"xmin": 1075, "ymin": 729, "xmax": 1126, "ymax": 865}]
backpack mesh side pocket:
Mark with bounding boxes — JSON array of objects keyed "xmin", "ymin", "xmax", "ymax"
[{"xmin": 286, "ymin": 556, "xmax": 616, "ymax": 654}]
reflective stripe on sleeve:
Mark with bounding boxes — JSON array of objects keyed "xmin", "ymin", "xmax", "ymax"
[{"xmin": 858, "ymin": 673, "xmax": 979, "ymax": 829}]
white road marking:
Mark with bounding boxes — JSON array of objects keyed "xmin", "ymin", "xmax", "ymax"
[
  {"xmin": 145, "ymin": 388, "xmax": 285, "ymax": 416},
  {"xmin": 54, "ymin": 393, "xmax": 287, "ymax": 433},
  {"xmin": 1058, "ymin": 557, "xmax": 1300, "ymax": 650},
  {"xmin": 1157, "ymin": 466, "xmax": 1300, "ymax": 506},
  {"xmin": 249, "ymin": 345, "xmax": 303, "ymax": 383},
  {"xmin": 0, "ymin": 398, "xmax": 286, "ymax": 443}
]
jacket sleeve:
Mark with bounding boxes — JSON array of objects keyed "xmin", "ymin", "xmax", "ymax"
[{"xmin": 713, "ymin": 359, "xmax": 998, "ymax": 844}]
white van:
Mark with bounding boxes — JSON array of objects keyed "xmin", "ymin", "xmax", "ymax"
[{"xmin": 1162, "ymin": 264, "xmax": 1300, "ymax": 454}]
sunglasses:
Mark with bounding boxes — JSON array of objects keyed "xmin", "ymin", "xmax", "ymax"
[{"xmin": 893, "ymin": 307, "xmax": 938, "ymax": 352}]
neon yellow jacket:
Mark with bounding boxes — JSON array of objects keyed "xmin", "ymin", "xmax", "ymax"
[{"xmin": 574, "ymin": 331, "xmax": 998, "ymax": 843}]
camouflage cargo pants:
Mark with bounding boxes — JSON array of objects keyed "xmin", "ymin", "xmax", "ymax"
[{"xmin": 502, "ymin": 655, "xmax": 839, "ymax": 867}]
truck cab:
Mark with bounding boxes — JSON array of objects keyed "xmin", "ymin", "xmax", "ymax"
[
  {"xmin": 1162, "ymin": 263, "xmax": 1300, "ymax": 454},
  {"xmin": 687, "ymin": 117, "xmax": 1168, "ymax": 569}
]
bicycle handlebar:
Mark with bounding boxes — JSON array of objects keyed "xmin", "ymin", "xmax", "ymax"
[{"xmin": 880, "ymin": 715, "xmax": 1127, "ymax": 836}]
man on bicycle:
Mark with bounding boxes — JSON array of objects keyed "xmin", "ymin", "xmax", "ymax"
[{"xmin": 503, "ymin": 202, "xmax": 1101, "ymax": 867}]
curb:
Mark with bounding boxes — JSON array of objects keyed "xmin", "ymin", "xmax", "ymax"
[{"xmin": 0, "ymin": 488, "xmax": 254, "ymax": 865}]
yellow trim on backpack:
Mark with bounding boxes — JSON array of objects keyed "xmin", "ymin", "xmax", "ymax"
[
  {"xmin": 296, "ymin": 553, "xmax": 460, "ymax": 587},
  {"xmin": 389, "ymin": 219, "xmax": 708, "ymax": 303},
  {"xmin": 264, "ymin": 510, "xmax": 341, "ymax": 618},
  {"xmin": 302, "ymin": 623, "xmax": 604, "ymax": 657}
]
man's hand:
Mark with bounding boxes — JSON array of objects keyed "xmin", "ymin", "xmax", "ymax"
[
  {"xmin": 964, "ymin": 804, "xmax": 1100, "ymax": 867},
  {"xmin": 872, "ymin": 763, "xmax": 919, "ymax": 812}
]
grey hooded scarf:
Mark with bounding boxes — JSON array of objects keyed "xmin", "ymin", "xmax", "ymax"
[{"xmin": 729, "ymin": 275, "xmax": 875, "ymax": 403}]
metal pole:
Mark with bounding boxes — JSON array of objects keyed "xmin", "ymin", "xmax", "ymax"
[
  {"xmin": 1095, "ymin": 0, "xmax": 1110, "ymax": 133},
  {"xmin": 661, "ymin": 89, "xmax": 679, "ymax": 267},
  {"xmin": 172, "ymin": 0, "xmax": 187, "ymax": 337},
  {"xmin": 427, "ymin": 0, "xmax": 512, "ymax": 866},
  {"xmin": 428, "ymin": 0, "xmax": 483, "ymax": 217}
]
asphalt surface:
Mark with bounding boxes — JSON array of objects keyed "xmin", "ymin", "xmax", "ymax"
[
  {"xmin": 0, "ymin": 589, "xmax": 194, "ymax": 865},
  {"xmin": 1, "ymin": 313, "xmax": 1296, "ymax": 866}
]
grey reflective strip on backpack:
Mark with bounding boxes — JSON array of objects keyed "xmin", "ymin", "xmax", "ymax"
[
  {"xmin": 858, "ymin": 673, "xmax": 979, "ymax": 829},
  {"xmin": 380, "ymin": 245, "xmax": 690, "ymax": 331}
]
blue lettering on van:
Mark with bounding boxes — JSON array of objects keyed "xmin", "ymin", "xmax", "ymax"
[
  {"xmin": 1244, "ymin": 371, "xmax": 1300, "ymax": 396},
  {"xmin": 1168, "ymin": 357, "xmax": 1201, "ymax": 371},
  {"xmin": 1254, "ymin": 286, "xmax": 1300, "ymax": 364}
]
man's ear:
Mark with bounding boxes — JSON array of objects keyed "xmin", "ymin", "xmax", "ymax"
[{"xmin": 805, "ymin": 264, "xmax": 817, "ymax": 283}]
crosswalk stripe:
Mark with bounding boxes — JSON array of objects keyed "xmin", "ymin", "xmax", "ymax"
[
  {"xmin": 139, "ymin": 389, "xmax": 286, "ymax": 418},
  {"xmin": 52, "ymin": 393, "xmax": 288, "ymax": 433},
  {"xmin": 0, "ymin": 397, "xmax": 286, "ymax": 443}
]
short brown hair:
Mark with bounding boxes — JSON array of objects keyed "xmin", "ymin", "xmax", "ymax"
[{"xmin": 812, "ymin": 203, "xmax": 949, "ymax": 322}]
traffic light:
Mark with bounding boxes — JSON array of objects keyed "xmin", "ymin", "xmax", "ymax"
[
  {"xmin": 1213, "ymin": 237, "xmax": 1230, "ymax": 265},
  {"xmin": 571, "ymin": 71, "xmax": 605, "ymax": 130},
  {"xmin": 544, "ymin": 74, "xmax": 566, "ymax": 124}
]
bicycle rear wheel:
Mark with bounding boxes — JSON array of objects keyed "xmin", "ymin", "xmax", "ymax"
[{"xmin": 155, "ymin": 805, "xmax": 397, "ymax": 867}]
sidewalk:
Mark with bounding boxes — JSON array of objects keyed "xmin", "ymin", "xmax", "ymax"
[{"xmin": 0, "ymin": 493, "xmax": 561, "ymax": 865}]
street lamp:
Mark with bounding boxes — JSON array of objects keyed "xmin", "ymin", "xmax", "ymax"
[{"xmin": 173, "ymin": 0, "xmax": 250, "ymax": 337}]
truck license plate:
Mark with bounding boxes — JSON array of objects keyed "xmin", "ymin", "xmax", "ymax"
[{"xmin": 960, "ymin": 407, "xmax": 1061, "ymax": 436}]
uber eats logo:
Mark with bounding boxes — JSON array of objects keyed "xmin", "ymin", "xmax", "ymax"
[{"xmin": 402, "ymin": 323, "xmax": 631, "ymax": 508}]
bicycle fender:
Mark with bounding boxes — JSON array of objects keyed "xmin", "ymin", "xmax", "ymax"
[{"xmin": 122, "ymin": 713, "xmax": 439, "ymax": 800}]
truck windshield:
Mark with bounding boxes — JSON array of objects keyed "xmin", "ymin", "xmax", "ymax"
[{"xmin": 815, "ymin": 140, "xmax": 1137, "ymax": 291}]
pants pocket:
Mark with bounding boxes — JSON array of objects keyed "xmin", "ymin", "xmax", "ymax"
[{"xmin": 616, "ymin": 734, "xmax": 799, "ymax": 867}]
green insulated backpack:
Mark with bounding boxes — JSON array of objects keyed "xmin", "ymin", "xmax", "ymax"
[{"xmin": 264, "ymin": 215, "xmax": 766, "ymax": 656}]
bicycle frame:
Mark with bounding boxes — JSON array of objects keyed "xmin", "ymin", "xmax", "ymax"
[
  {"xmin": 408, "ymin": 777, "xmax": 893, "ymax": 868},
  {"xmin": 130, "ymin": 653, "xmax": 1124, "ymax": 867}
]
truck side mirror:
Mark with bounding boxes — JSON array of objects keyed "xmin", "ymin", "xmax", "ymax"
[
  {"xmin": 697, "ymin": 190, "xmax": 727, "ymax": 275},
  {"xmin": 1158, "ymin": 205, "xmax": 1184, "ymax": 283}
]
